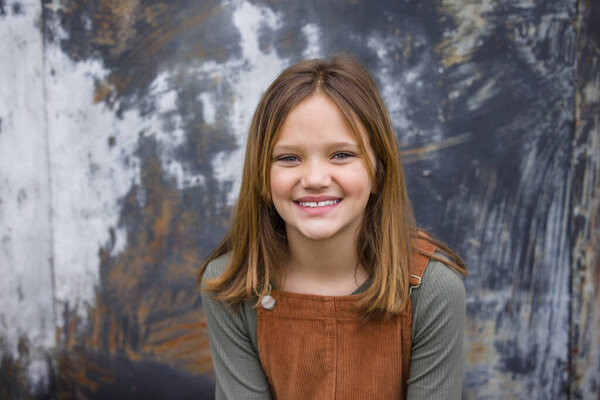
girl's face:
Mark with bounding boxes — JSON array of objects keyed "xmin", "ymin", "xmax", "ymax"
[{"xmin": 270, "ymin": 93, "xmax": 375, "ymax": 243}]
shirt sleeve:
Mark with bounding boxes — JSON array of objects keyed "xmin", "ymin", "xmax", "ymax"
[
  {"xmin": 200, "ymin": 256, "xmax": 272, "ymax": 400},
  {"xmin": 406, "ymin": 260, "xmax": 466, "ymax": 400}
]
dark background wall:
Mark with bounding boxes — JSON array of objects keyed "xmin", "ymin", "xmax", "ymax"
[{"xmin": 0, "ymin": 0, "xmax": 598, "ymax": 399}]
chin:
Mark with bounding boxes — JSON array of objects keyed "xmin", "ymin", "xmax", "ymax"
[
  {"xmin": 301, "ymin": 232, "xmax": 336, "ymax": 241},
  {"xmin": 296, "ymin": 226, "xmax": 342, "ymax": 241}
]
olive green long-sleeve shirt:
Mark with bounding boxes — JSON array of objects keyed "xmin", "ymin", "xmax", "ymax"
[{"xmin": 201, "ymin": 254, "xmax": 466, "ymax": 399}]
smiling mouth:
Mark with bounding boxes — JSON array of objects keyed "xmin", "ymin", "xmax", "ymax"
[{"xmin": 295, "ymin": 199, "xmax": 341, "ymax": 208}]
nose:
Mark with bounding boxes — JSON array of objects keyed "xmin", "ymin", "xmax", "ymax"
[{"xmin": 300, "ymin": 159, "xmax": 331, "ymax": 189}]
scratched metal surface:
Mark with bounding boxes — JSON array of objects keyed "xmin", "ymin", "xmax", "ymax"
[{"xmin": 0, "ymin": 0, "xmax": 598, "ymax": 399}]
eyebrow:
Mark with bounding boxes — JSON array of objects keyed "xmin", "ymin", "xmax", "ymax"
[{"xmin": 272, "ymin": 142, "xmax": 361, "ymax": 152}]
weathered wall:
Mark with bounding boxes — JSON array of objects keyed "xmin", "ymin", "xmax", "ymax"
[
  {"xmin": 570, "ymin": 0, "xmax": 600, "ymax": 398},
  {"xmin": 0, "ymin": 0, "xmax": 597, "ymax": 399}
]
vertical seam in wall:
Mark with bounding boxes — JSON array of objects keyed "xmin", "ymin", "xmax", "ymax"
[
  {"xmin": 568, "ymin": 0, "xmax": 582, "ymax": 398},
  {"xmin": 40, "ymin": 0, "xmax": 57, "ymax": 336}
]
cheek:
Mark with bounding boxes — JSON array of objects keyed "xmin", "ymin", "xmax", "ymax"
[
  {"xmin": 269, "ymin": 169, "xmax": 292, "ymax": 199},
  {"xmin": 342, "ymin": 165, "xmax": 373, "ymax": 195}
]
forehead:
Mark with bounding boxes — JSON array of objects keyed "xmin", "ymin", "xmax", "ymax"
[{"xmin": 273, "ymin": 93, "xmax": 369, "ymax": 148}]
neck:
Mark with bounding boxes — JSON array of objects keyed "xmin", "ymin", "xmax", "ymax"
[{"xmin": 283, "ymin": 227, "xmax": 367, "ymax": 294}]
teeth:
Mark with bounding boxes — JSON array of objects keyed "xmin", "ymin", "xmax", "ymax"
[{"xmin": 298, "ymin": 200, "xmax": 340, "ymax": 208}]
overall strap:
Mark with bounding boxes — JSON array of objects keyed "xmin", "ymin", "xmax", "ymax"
[
  {"xmin": 409, "ymin": 236, "xmax": 438, "ymax": 291},
  {"xmin": 401, "ymin": 236, "xmax": 438, "ymax": 398}
]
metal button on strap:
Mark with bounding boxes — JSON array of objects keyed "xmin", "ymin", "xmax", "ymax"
[
  {"xmin": 261, "ymin": 295, "xmax": 276, "ymax": 310},
  {"xmin": 261, "ymin": 284, "xmax": 276, "ymax": 310},
  {"xmin": 409, "ymin": 274, "xmax": 422, "ymax": 296}
]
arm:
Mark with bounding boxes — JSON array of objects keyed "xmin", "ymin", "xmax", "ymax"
[
  {"xmin": 406, "ymin": 260, "xmax": 466, "ymax": 400},
  {"xmin": 200, "ymin": 256, "xmax": 272, "ymax": 400}
]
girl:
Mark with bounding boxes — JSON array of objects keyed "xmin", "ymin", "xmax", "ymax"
[{"xmin": 199, "ymin": 56, "xmax": 467, "ymax": 399}]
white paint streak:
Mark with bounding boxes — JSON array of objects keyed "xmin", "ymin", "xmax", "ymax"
[
  {"xmin": 44, "ymin": 50, "xmax": 224, "ymax": 319},
  {"xmin": 302, "ymin": 23, "xmax": 321, "ymax": 59},
  {"xmin": 0, "ymin": 0, "xmax": 54, "ymax": 386},
  {"xmin": 467, "ymin": 78, "xmax": 499, "ymax": 111},
  {"xmin": 211, "ymin": 1, "xmax": 289, "ymax": 204},
  {"xmin": 199, "ymin": 92, "xmax": 217, "ymax": 125},
  {"xmin": 44, "ymin": 46, "xmax": 142, "ymax": 315},
  {"xmin": 366, "ymin": 35, "xmax": 410, "ymax": 134},
  {"xmin": 147, "ymin": 70, "xmax": 209, "ymax": 191},
  {"xmin": 367, "ymin": 34, "xmax": 438, "ymax": 142},
  {"xmin": 583, "ymin": 80, "xmax": 600, "ymax": 104},
  {"xmin": 156, "ymin": 85, "xmax": 178, "ymax": 114},
  {"xmin": 46, "ymin": 45, "xmax": 233, "ymax": 311},
  {"xmin": 150, "ymin": 71, "xmax": 185, "ymax": 145}
]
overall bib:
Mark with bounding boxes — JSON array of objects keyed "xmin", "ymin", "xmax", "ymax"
[{"xmin": 256, "ymin": 239, "xmax": 437, "ymax": 399}]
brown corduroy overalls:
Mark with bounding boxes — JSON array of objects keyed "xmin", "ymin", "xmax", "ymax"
[{"xmin": 256, "ymin": 239, "xmax": 437, "ymax": 400}]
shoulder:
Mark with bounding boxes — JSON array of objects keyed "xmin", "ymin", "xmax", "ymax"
[
  {"xmin": 201, "ymin": 251, "xmax": 256, "ymax": 317},
  {"xmin": 410, "ymin": 258, "xmax": 466, "ymax": 334},
  {"xmin": 420, "ymin": 259, "xmax": 465, "ymax": 301},
  {"xmin": 406, "ymin": 258, "xmax": 465, "ymax": 398},
  {"xmin": 201, "ymin": 251, "xmax": 251, "ymax": 321},
  {"xmin": 200, "ymin": 252, "xmax": 260, "ymax": 354},
  {"xmin": 203, "ymin": 252, "xmax": 232, "ymax": 282}
]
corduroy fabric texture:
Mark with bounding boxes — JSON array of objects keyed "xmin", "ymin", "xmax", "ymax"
[{"xmin": 256, "ymin": 239, "xmax": 436, "ymax": 400}]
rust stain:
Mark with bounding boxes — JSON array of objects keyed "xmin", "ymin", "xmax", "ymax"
[
  {"xmin": 108, "ymin": 315, "xmax": 117, "ymax": 354},
  {"xmin": 466, "ymin": 341, "xmax": 487, "ymax": 364},
  {"xmin": 127, "ymin": 5, "xmax": 222, "ymax": 60},
  {"xmin": 148, "ymin": 196, "xmax": 172, "ymax": 259},
  {"xmin": 90, "ymin": 305, "xmax": 104, "ymax": 351},
  {"xmin": 464, "ymin": 317, "xmax": 497, "ymax": 366},
  {"xmin": 57, "ymin": 349, "xmax": 115, "ymax": 399},
  {"xmin": 55, "ymin": 138, "xmax": 216, "ymax": 395},
  {"xmin": 93, "ymin": 80, "xmax": 114, "ymax": 104}
]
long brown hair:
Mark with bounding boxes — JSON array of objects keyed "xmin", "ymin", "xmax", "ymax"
[{"xmin": 199, "ymin": 55, "xmax": 466, "ymax": 318}]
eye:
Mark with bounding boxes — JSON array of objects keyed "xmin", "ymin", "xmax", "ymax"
[
  {"xmin": 332, "ymin": 152, "xmax": 355, "ymax": 160},
  {"xmin": 274, "ymin": 154, "xmax": 300, "ymax": 163}
]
